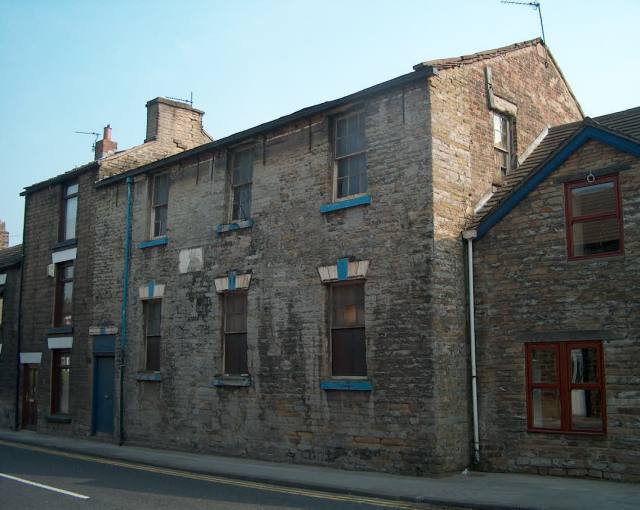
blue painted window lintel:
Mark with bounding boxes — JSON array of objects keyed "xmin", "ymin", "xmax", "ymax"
[
  {"xmin": 320, "ymin": 379, "xmax": 373, "ymax": 391},
  {"xmin": 138, "ymin": 236, "xmax": 168, "ymax": 249},
  {"xmin": 216, "ymin": 218, "xmax": 254, "ymax": 235},
  {"xmin": 320, "ymin": 194, "xmax": 371, "ymax": 214}
]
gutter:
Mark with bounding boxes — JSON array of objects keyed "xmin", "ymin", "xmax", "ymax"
[
  {"xmin": 118, "ymin": 176, "xmax": 134, "ymax": 445},
  {"xmin": 462, "ymin": 229, "xmax": 480, "ymax": 464}
]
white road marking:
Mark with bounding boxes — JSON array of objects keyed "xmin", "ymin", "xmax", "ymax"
[{"xmin": 0, "ymin": 472, "xmax": 90, "ymax": 500}]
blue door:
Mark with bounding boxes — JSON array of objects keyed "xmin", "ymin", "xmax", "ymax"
[{"xmin": 94, "ymin": 356, "xmax": 115, "ymax": 434}]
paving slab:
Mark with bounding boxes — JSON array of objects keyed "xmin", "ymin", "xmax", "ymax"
[{"xmin": 0, "ymin": 430, "xmax": 638, "ymax": 510}]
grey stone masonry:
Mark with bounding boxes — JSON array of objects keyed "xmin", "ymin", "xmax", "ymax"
[{"xmin": 91, "ymin": 39, "xmax": 582, "ymax": 476}]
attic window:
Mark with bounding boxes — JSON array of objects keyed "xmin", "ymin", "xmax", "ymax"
[
  {"xmin": 565, "ymin": 174, "xmax": 623, "ymax": 260},
  {"xmin": 493, "ymin": 112, "xmax": 512, "ymax": 179}
]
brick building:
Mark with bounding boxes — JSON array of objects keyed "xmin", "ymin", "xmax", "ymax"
[
  {"xmin": 16, "ymin": 98, "xmax": 210, "ymax": 436},
  {"xmin": 468, "ymin": 107, "xmax": 640, "ymax": 481},
  {"xmin": 83, "ymin": 38, "xmax": 581, "ymax": 476},
  {"xmin": 0, "ymin": 245, "xmax": 22, "ymax": 429}
]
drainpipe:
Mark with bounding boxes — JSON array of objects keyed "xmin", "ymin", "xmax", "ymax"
[
  {"xmin": 14, "ymin": 197, "xmax": 28, "ymax": 430},
  {"xmin": 462, "ymin": 229, "xmax": 480, "ymax": 465},
  {"xmin": 119, "ymin": 176, "xmax": 133, "ymax": 445}
]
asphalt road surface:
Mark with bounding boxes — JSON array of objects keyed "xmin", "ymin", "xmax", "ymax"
[{"xmin": 0, "ymin": 442, "xmax": 455, "ymax": 510}]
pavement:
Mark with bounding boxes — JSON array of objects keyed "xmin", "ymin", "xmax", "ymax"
[{"xmin": 0, "ymin": 429, "xmax": 638, "ymax": 510}]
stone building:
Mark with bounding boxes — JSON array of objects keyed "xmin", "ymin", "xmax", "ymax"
[
  {"xmin": 16, "ymin": 98, "xmax": 210, "ymax": 436},
  {"xmin": 0, "ymin": 245, "xmax": 22, "ymax": 429},
  {"xmin": 0, "ymin": 221, "xmax": 9, "ymax": 249},
  {"xmin": 467, "ymin": 107, "xmax": 640, "ymax": 482},
  {"xmin": 85, "ymin": 38, "xmax": 582, "ymax": 475}
]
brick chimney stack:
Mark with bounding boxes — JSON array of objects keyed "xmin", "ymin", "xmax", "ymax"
[
  {"xmin": 144, "ymin": 98, "xmax": 206, "ymax": 149},
  {"xmin": 0, "ymin": 221, "xmax": 9, "ymax": 249},
  {"xmin": 95, "ymin": 124, "xmax": 118, "ymax": 160}
]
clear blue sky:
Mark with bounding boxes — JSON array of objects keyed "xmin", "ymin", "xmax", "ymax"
[{"xmin": 1, "ymin": 0, "xmax": 638, "ymax": 245}]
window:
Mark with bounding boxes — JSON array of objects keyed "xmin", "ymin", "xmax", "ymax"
[
  {"xmin": 525, "ymin": 341, "xmax": 606, "ymax": 434},
  {"xmin": 61, "ymin": 182, "xmax": 78, "ymax": 241},
  {"xmin": 53, "ymin": 261, "xmax": 74, "ymax": 327},
  {"xmin": 150, "ymin": 174, "xmax": 169, "ymax": 238},
  {"xmin": 223, "ymin": 292, "xmax": 248, "ymax": 375},
  {"xmin": 565, "ymin": 174, "xmax": 623, "ymax": 260},
  {"xmin": 51, "ymin": 350, "xmax": 71, "ymax": 415},
  {"xmin": 230, "ymin": 148, "xmax": 253, "ymax": 221},
  {"xmin": 0, "ymin": 294, "xmax": 3, "ymax": 326},
  {"xmin": 143, "ymin": 300, "xmax": 162, "ymax": 371},
  {"xmin": 334, "ymin": 111, "xmax": 367, "ymax": 199},
  {"xmin": 493, "ymin": 112, "xmax": 512, "ymax": 178},
  {"xmin": 331, "ymin": 282, "xmax": 366, "ymax": 376}
]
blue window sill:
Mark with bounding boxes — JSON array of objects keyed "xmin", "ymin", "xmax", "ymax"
[
  {"xmin": 320, "ymin": 194, "xmax": 371, "ymax": 214},
  {"xmin": 136, "ymin": 372, "xmax": 162, "ymax": 382},
  {"xmin": 216, "ymin": 219, "xmax": 254, "ymax": 235},
  {"xmin": 212, "ymin": 375, "xmax": 251, "ymax": 387},
  {"xmin": 139, "ymin": 236, "xmax": 168, "ymax": 249},
  {"xmin": 320, "ymin": 379, "xmax": 373, "ymax": 391}
]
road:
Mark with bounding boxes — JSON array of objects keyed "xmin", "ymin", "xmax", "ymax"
[{"xmin": 0, "ymin": 442, "xmax": 456, "ymax": 510}]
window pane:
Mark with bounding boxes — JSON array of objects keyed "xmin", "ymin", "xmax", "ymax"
[
  {"xmin": 571, "ymin": 389, "xmax": 603, "ymax": 431},
  {"xmin": 337, "ymin": 154, "xmax": 367, "ymax": 198},
  {"xmin": 333, "ymin": 284, "xmax": 365, "ymax": 328},
  {"xmin": 493, "ymin": 113, "xmax": 508, "ymax": 149},
  {"xmin": 530, "ymin": 348, "xmax": 557, "ymax": 384},
  {"xmin": 232, "ymin": 184, "xmax": 252, "ymax": 220},
  {"xmin": 65, "ymin": 196, "xmax": 77, "ymax": 240},
  {"xmin": 571, "ymin": 182, "xmax": 616, "ymax": 217},
  {"xmin": 336, "ymin": 112, "xmax": 365, "ymax": 158},
  {"xmin": 146, "ymin": 336, "xmax": 160, "ymax": 371},
  {"xmin": 62, "ymin": 281, "xmax": 73, "ymax": 326},
  {"xmin": 571, "ymin": 347, "xmax": 599, "ymax": 383},
  {"xmin": 146, "ymin": 301, "xmax": 162, "ymax": 337},
  {"xmin": 59, "ymin": 367, "xmax": 70, "ymax": 414},
  {"xmin": 332, "ymin": 328, "xmax": 366, "ymax": 376},
  {"xmin": 153, "ymin": 174, "xmax": 169, "ymax": 206},
  {"xmin": 65, "ymin": 183, "xmax": 79, "ymax": 196},
  {"xmin": 64, "ymin": 264, "xmax": 74, "ymax": 280},
  {"xmin": 225, "ymin": 293, "xmax": 247, "ymax": 333},
  {"xmin": 495, "ymin": 149, "xmax": 508, "ymax": 177},
  {"xmin": 154, "ymin": 204, "xmax": 168, "ymax": 237},
  {"xmin": 233, "ymin": 150, "xmax": 253, "ymax": 185},
  {"xmin": 531, "ymin": 388, "xmax": 561, "ymax": 429},
  {"xmin": 572, "ymin": 218, "xmax": 620, "ymax": 256},
  {"xmin": 225, "ymin": 333, "xmax": 248, "ymax": 374}
]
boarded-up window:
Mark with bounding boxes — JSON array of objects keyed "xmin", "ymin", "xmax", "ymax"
[
  {"xmin": 231, "ymin": 148, "xmax": 253, "ymax": 221},
  {"xmin": 335, "ymin": 111, "xmax": 367, "ymax": 199},
  {"xmin": 151, "ymin": 173, "xmax": 169, "ymax": 237},
  {"xmin": 565, "ymin": 175, "xmax": 623, "ymax": 259},
  {"xmin": 331, "ymin": 282, "xmax": 366, "ymax": 376},
  {"xmin": 144, "ymin": 300, "xmax": 162, "ymax": 371},
  {"xmin": 223, "ymin": 292, "xmax": 248, "ymax": 375}
]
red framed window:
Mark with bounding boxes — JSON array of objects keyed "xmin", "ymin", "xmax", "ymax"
[
  {"xmin": 525, "ymin": 341, "xmax": 606, "ymax": 434},
  {"xmin": 565, "ymin": 174, "xmax": 623, "ymax": 260}
]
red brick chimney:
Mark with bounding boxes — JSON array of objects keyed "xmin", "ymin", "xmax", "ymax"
[{"xmin": 95, "ymin": 125, "xmax": 118, "ymax": 160}]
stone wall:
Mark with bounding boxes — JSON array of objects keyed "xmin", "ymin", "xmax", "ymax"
[
  {"xmin": 19, "ymin": 167, "xmax": 97, "ymax": 436},
  {"xmin": 474, "ymin": 140, "xmax": 640, "ymax": 482},
  {"xmin": 427, "ymin": 42, "xmax": 583, "ymax": 470},
  {"xmin": 92, "ymin": 79, "xmax": 441, "ymax": 474}
]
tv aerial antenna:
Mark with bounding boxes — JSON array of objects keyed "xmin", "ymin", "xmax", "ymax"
[
  {"xmin": 75, "ymin": 130, "xmax": 100, "ymax": 152},
  {"xmin": 501, "ymin": 1, "xmax": 546, "ymax": 44},
  {"xmin": 167, "ymin": 92, "xmax": 194, "ymax": 106}
]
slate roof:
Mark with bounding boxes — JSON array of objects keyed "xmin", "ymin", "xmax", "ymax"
[
  {"xmin": 0, "ymin": 244, "xmax": 23, "ymax": 269},
  {"xmin": 470, "ymin": 106, "xmax": 640, "ymax": 233}
]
